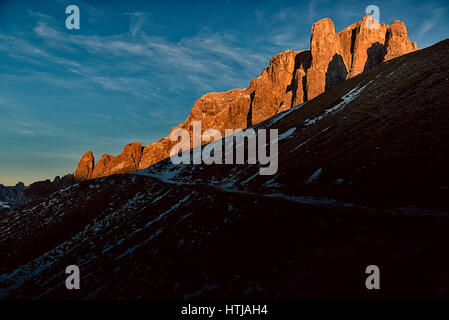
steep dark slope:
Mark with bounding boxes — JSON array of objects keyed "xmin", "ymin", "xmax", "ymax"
[
  {"xmin": 0, "ymin": 39, "xmax": 448, "ymax": 300},
  {"xmin": 1, "ymin": 174, "xmax": 449, "ymax": 300}
]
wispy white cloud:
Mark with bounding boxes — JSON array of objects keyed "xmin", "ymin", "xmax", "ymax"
[
  {"xmin": 410, "ymin": 4, "xmax": 447, "ymax": 48},
  {"xmin": 125, "ymin": 11, "xmax": 151, "ymax": 37},
  {"xmin": 308, "ymin": 0, "xmax": 317, "ymax": 23},
  {"xmin": 251, "ymin": 4, "xmax": 312, "ymax": 51},
  {"xmin": 25, "ymin": 19, "xmax": 275, "ymax": 98},
  {"xmin": 416, "ymin": 19, "xmax": 436, "ymax": 45},
  {"xmin": 0, "ymin": 149, "xmax": 81, "ymax": 160},
  {"xmin": 0, "ymin": 118, "xmax": 65, "ymax": 137}
]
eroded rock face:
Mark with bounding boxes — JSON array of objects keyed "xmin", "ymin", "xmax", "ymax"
[
  {"xmin": 89, "ymin": 142, "xmax": 143, "ymax": 179},
  {"xmin": 92, "ymin": 154, "xmax": 115, "ymax": 179},
  {"xmin": 306, "ymin": 14, "xmax": 417, "ymax": 100},
  {"xmin": 74, "ymin": 151, "xmax": 94, "ymax": 181},
  {"xmin": 384, "ymin": 20, "xmax": 418, "ymax": 60},
  {"xmin": 75, "ymin": 15, "xmax": 417, "ymax": 179},
  {"xmin": 107, "ymin": 142, "xmax": 143, "ymax": 176}
]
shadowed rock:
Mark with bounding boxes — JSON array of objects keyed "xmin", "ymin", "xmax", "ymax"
[
  {"xmin": 325, "ymin": 54, "xmax": 348, "ymax": 89},
  {"xmin": 364, "ymin": 42, "xmax": 387, "ymax": 71}
]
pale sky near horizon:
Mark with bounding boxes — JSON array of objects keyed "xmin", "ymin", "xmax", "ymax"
[{"xmin": 1, "ymin": 0, "xmax": 448, "ymax": 186}]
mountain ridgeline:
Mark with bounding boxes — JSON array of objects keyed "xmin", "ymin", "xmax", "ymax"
[
  {"xmin": 0, "ymin": 175, "xmax": 75, "ymax": 214},
  {"xmin": 1, "ymin": 18, "xmax": 448, "ymax": 299},
  {"xmin": 74, "ymin": 15, "xmax": 418, "ymax": 180}
]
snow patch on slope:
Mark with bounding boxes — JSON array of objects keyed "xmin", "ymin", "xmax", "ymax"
[
  {"xmin": 0, "ymin": 201, "xmax": 10, "ymax": 209},
  {"xmin": 278, "ymin": 127, "xmax": 296, "ymax": 140},
  {"xmin": 306, "ymin": 168, "xmax": 322, "ymax": 183},
  {"xmin": 266, "ymin": 103, "xmax": 304, "ymax": 127},
  {"xmin": 304, "ymin": 81, "xmax": 373, "ymax": 126}
]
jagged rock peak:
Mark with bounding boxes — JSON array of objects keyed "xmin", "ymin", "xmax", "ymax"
[
  {"xmin": 90, "ymin": 142, "xmax": 143, "ymax": 179},
  {"xmin": 74, "ymin": 151, "xmax": 94, "ymax": 181}
]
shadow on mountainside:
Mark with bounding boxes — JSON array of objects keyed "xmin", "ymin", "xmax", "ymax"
[
  {"xmin": 364, "ymin": 42, "xmax": 387, "ymax": 71},
  {"xmin": 325, "ymin": 54, "xmax": 348, "ymax": 90}
]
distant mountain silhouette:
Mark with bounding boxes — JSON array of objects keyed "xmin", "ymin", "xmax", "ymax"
[{"xmin": 0, "ymin": 175, "xmax": 75, "ymax": 214}]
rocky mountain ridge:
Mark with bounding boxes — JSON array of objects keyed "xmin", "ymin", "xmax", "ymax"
[
  {"xmin": 74, "ymin": 15, "xmax": 418, "ymax": 180},
  {"xmin": 0, "ymin": 175, "xmax": 75, "ymax": 214},
  {"xmin": 0, "ymin": 183, "xmax": 25, "ymax": 214}
]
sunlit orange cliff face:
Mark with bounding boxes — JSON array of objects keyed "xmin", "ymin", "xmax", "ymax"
[{"xmin": 75, "ymin": 15, "xmax": 417, "ymax": 181}]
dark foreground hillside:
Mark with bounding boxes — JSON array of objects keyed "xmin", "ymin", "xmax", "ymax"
[{"xmin": 0, "ymin": 39, "xmax": 448, "ymax": 300}]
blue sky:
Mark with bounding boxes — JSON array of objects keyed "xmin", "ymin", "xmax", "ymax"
[{"xmin": 0, "ymin": 0, "xmax": 448, "ymax": 185}]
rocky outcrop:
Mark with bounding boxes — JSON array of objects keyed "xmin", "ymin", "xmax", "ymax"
[
  {"xmin": 92, "ymin": 154, "xmax": 114, "ymax": 179},
  {"xmin": 306, "ymin": 15, "xmax": 417, "ymax": 99},
  {"xmin": 91, "ymin": 142, "xmax": 143, "ymax": 178},
  {"xmin": 75, "ymin": 15, "xmax": 418, "ymax": 179},
  {"xmin": 75, "ymin": 142, "xmax": 143, "ymax": 181},
  {"xmin": 384, "ymin": 20, "xmax": 418, "ymax": 60},
  {"xmin": 74, "ymin": 151, "xmax": 94, "ymax": 181}
]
